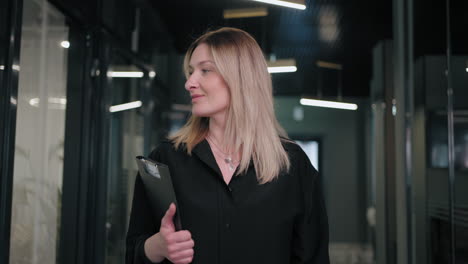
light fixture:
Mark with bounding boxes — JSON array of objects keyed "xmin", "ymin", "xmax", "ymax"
[
  {"xmin": 109, "ymin": 100, "xmax": 142, "ymax": 113},
  {"xmin": 267, "ymin": 59, "xmax": 297, "ymax": 73},
  {"xmin": 107, "ymin": 71, "xmax": 144, "ymax": 78},
  {"xmin": 300, "ymin": 98, "xmax": 358, "ymax": 111},
  {"xmin": 316, "ymin": 60, "xmax": 342, "ymax": 70},
  {"xmin": 0, "ymin": 65, "xmax": 20, "ymax": 71},
  {"xmin": 108, "ymin": 65, "xmax": 146, "ymax": 78},
  {"xmin": 223, "ymin": 8, "xmax": 268, "ymax": 19},
  {"xmin": 252, "ymin": 0, "xmax": 306, "ymax": 10},
  {"xmin": 149, "ymin": 71, "xmax": 156, "ymax": 78},
  {"xmin": 60, "ymin": 41, "xmax": 70, "ymax": 49},
  {"xmin": 28, "ymin": 97, "xmax": 67, "ymax": 109}
]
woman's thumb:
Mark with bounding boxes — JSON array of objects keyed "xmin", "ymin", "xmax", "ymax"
[{"xmin": 160, "ymin": 203, "xmax": 176, "ymax": 230}]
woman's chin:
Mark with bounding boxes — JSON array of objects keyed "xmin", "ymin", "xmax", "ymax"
[{"xmin": 191, "ymin": 109, "xmax": 210, "ymax": 117}]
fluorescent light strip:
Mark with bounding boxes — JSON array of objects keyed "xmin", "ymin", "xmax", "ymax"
[
  {"xmin": 0, "ymin": 65, "xmax": 20, "ymax": 71},
  {"xmin": 466, "ymin": 67, "xmax": 468, "ymax": 72},
  {"xmin": 316, "ymin": 60, "xmax": 343, "ymax": 70},
  {"xmin": 107, "ymin": 71, "xmax": 144, "ymax": 78},
  {"xmin": 109, "ymin": 100, "xmax": 142, "ymax": 113},
  {"xmin": 300, "ymin": 98, "xmax": 358, "ymax": 110},
  {"xmin": 29, "ymin": 97, "xmax": 67, "ymax": 107},
  {"xmin": 224, "ymin": 8, "xmax": 268, "ymax": 19},
  {"xmin": 252, "ymin": 0, "xmax": 306, "ymax": 10},
  {"xmin": 268, "ymin": 66, "xmax": 297, "ymax": 73}
]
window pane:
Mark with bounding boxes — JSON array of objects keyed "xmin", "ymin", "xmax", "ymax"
[
  {"xmin": 105, "ymin": 58, "xmax": 145, "ymax": 264},
  {"xmin": 9, "ymin": 1, "xmax": 68, "ymax": 263}
]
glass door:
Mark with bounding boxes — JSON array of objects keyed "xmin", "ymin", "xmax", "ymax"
[
  {"xmin": 104, "ymin": 50, "xmax": 151, "ymax": 264},
  {"xmin": 449, "ymin": 0, "xmax": 468, "ymax": 262},
  {"xmin": 8, "ymin": 0, "xmax": 69, "ymax": 263}
]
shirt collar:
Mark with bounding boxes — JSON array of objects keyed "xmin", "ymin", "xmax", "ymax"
[{"xmin": 192, "ymin": 139, "xmax": 223, "ymax": 176}]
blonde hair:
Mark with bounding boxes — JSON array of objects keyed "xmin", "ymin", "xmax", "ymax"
[{"xmin": 170, "ymin": 27, "xmax": 290, "ymax": 184}]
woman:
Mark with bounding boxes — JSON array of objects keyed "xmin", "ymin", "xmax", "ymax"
[{"xmin": 126, "ymin": 27, "xmax": 329, "ymax": 264}]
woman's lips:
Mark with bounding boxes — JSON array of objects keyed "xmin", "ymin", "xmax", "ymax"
[{"xmin": 191, "ymin": 94, "xmax": 204, "ymax": 102}]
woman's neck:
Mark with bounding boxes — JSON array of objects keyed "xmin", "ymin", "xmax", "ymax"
[
  {"xmin": 207, "ymin": 114, "xmax": 238, "ymax": 155},
  {"xmin": 208, "ymin": 121, "xmax": 227, "ymax": 151}
]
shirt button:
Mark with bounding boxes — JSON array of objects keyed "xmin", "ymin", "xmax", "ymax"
[
  {"xmin": 228, "ymin": 187, "xmax": 232, "ymax": 192},
  {"xmin": 225, "ymin": 223, "xmax": 230, "ymax": 229}
]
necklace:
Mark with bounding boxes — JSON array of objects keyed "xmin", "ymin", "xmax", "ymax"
[{"xmin": 206, "ymin": 135, "xmax": 239, "ymax": 171}]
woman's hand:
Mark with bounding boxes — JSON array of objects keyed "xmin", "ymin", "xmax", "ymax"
[{"xmin": 144, "ymin": 204, "xmax": 195, "ymax": 264}]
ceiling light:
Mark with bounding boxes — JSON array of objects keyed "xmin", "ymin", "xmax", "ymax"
[
  {"xmin": 1, "ymin": 65, "xmax": 20, "ymax": 71},
  {"xmin": 28, "ymin": 97, "xmax": 67, "ymax": 109},
  {"xmin": 109, "ymin": 100, "xmax": 142, "ymax": 112},
  {"xmin": 252, "ymin": 0, "xmax": 306, "ymax": 10},
  {"xmin": 316, "ymin": 60, "xmax": 342, "ymax": 70},
  {"xmin": 149, "ymin": 71, "xmax": 156, "ymax": 78},
  {"xmin": 300, "ymin": 98, "xmax": 358, "ymax": 110},
  {"xmin": 60, "ymin": 41, "xmax": 70, "ymax": 48},
  {"xmin": 268, "ymin": 66, "xmax": 297, "ymax": 73},
  {"xmin": 107, "ymin": 71, "xmax": 144, "ymax": 78},
  {"xmin": 267, "ymin": 59, "xmax": 297, "ymax": 73},
  {"xmin": 223, "ymin": 8, "xmax": 268, "ymax": 19}
]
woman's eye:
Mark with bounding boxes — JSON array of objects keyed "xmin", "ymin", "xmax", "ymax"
[{"xmin": 201, "ymin": 69, "xmax": 210, "ymax": 74}]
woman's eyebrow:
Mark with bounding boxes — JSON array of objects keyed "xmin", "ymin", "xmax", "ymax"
[{"xmin": 189, "ymin": 60, "xmax": 215, "ymax": 67}]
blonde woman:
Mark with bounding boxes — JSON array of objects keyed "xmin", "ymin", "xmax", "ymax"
[{"xmin": 126, "ymin": 27, "xmax": 329, "ymax": 264}]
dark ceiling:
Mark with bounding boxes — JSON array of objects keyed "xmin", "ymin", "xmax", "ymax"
[{"xmin": 149, "ymin": 0, "xmax": 393, "ymax": 98}]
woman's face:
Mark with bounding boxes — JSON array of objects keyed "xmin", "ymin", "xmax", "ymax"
[{"xmin": 185, "ymin": 43, "xmax": 231, "ymax": 119}]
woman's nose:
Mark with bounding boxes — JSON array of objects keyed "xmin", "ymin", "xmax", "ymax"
[{"xmin": 185, "ymin": 75, "xmax": 199, "ymax": 91}]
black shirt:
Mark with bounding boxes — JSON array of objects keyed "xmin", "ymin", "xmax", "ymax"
[{"xmin": 126, "ymin": 139, "xmax": 329, "ymax": 264}]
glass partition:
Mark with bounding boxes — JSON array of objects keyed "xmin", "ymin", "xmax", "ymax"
[
  {"xmin": 449, "ymin": 0, "xmax": 468, "ymax": 262},
  {"xmin": 105, "ymin": 53, "xmax": 147, "ymax": 264},
  {"xmin": 9, "ymin": 0, "xmax": 69, "ymax": 263}
]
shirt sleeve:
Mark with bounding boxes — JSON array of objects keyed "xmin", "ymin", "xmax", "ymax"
[
  {"xmin": 291, "ymin": 150, "xmax": 330, "ymax": 264},
  {"xmin": 125, "ymin": 149, "xmax": 169, "ymax": 264}
]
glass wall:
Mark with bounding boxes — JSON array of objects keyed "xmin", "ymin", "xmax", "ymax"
[
  {"xmin": 8, "ymin": 0, "xmax": 69, "ymax": 263},
  {"xmin": 371, "ymin": 0, "xmax": 468, "ymax": 263},
  {"xmin": 411, "ymin": 0, "xmax": 468, "ymax": 263},
  {"xmin": 105, "ymin": 54, "xmax": 147, "ymax": 264},
  {"xmin": 449, "ymin": 1, "xmax": 468, "ymax": 263}
]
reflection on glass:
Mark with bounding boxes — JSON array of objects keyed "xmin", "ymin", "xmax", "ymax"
[
  {"xmin": 105, "ymin": 62, "xmax": 145, "ymax": 264},
  {"xmin": 9, "ymin": 0, "xmax": 68, "ymax": 263},
  {"xmin": 0, "ymin": 0, "xmax": 6, "ymax": 88},
  {"xmin": 429, "ymin": 112, "xmax": 468, "ymax": 170}
]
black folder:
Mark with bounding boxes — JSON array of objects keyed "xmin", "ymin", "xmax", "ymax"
[{"xmin": 135, "ymin": 156, "xmax": 182, "ymax": 231}]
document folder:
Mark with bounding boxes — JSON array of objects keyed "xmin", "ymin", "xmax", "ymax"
[{"xmin": 135, "ymin": 156, "xmax": 182, "ymax": 230}]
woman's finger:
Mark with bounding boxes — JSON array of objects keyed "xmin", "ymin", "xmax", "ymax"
[
  {"xmin": 169, "ymin": 248, "xmax": 194, "ymax": 262},
  {"xmin": 167, "ymin": 230, "xmax": 192, "ymax": 243},
  {"xmin": 167, "ymin": 239, "xmax": 195, "ymax": 254},
  {"xmin": 173, "ymin": 256, "xmax": 194, "ymax": 264}
]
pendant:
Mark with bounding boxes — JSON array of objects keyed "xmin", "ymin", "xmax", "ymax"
[{"xmin": 224, "ymin": 157, "xmax": 235, "ymax": 171}]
